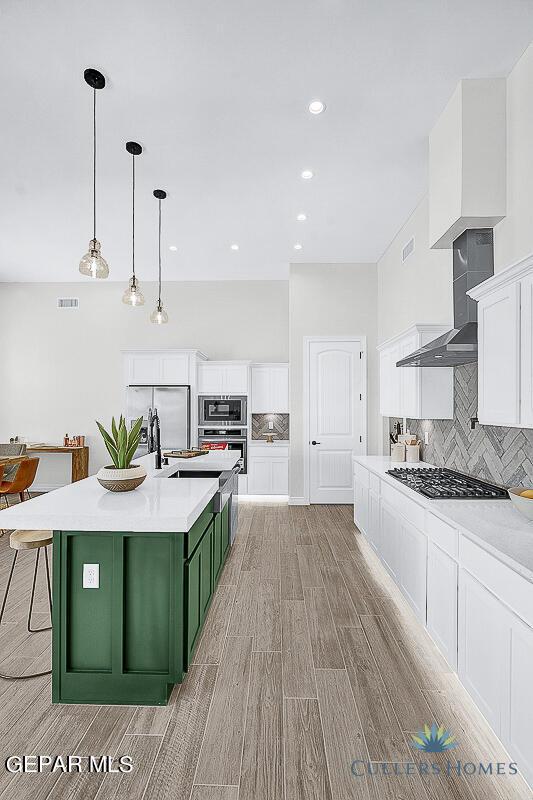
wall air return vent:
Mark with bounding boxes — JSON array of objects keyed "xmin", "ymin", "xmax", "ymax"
[
  {"xmin": 402, "ymin": 236, "xmax": 415, "ymax": 263},
  {"xmin": 57, "ymin": 297, "xmax": 79, "ymax": 309}
]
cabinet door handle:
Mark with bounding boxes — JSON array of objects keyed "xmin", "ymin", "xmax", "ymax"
[{"xmin": 311, "ymin": 440, "xmax": 321, "ymax": 445}]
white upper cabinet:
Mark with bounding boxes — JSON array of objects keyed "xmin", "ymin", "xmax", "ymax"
[
  {"xmin": 251, "ymin": 364, "xmax": 289, "ymax": 413},
  {"xmin": 197, "ymin": 362, "xmax": 249, "ymax": 395},
  {"xmin": 124, "ymin": 350, "xmax": 201, "ymax": 385},
  {"xmin": 468, "ymin": 253, "xmax": 533, "ymax": 428},
  {"xmin": 377, "ymin": 325, "xmax": 454, "ymax": 419},
  {"xmin": 429, "ymin": 79, "xmax": 506, "ymax": 249}
]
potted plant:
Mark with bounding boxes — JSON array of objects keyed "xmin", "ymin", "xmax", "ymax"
[{"xmin": 95, "ymin": 415, "xmax": 147, "ymax": 492}]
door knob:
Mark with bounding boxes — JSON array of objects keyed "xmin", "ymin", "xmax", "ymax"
[{"xmin": 311, "ymin": 440, "xmax": 321, "ymax": 445}]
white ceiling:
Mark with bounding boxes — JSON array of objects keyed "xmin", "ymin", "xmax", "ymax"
[{"xmin": 1, "ymin": 0, "xmax": 533, "ymax": 282}]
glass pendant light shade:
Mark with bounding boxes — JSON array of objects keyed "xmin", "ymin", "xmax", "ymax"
[
  {"xmin": 122, "ymin": 275, "xmax": 145, "ymax": 306},
  {"xmin": 150, "ymin": 303, "xmax": 168, "ymax": 324},
  {"xmin": 79, "ymin": 239, "xmax": 109, "ymax": 279}
]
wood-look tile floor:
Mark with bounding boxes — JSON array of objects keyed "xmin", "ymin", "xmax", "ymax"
[{"xmin": 0, "ymin": 499, "xmax": 531, "ymax": 800}]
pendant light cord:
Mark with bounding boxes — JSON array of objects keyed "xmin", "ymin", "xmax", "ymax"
[
  {"xmin": 158, "ymin": 199, "xmax": 162, "ymax": 306},
  {"xmin": 132, "ymin": 153, "xmax": 136, "ymax": 280},
  {"xmin": 93, "ymin": 88, "xmax": 96, "ymax": 242}
]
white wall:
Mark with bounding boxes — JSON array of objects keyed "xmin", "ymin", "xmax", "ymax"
[
  {"xmin": 0, "ymin": 280, "xmax": 288, "ymax": 481},
  {"xmin": 289, "ymin": 263, "xmax": 378, "ymax": 502},
  {"xmin": 494, "ymin": 42, "xmax": 533, "ymax": 271},
  {"xmin": 377, "ymin": 197, "xmax": 453, "ymax": 344}
]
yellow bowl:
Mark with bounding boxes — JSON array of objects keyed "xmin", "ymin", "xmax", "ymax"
[{"xmin": 508, "ymin": 488, "xmax": 533, "ymax": 522}]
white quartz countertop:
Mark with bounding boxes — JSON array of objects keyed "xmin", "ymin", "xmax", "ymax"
[
  {"xmin": 0, "ymin": 450, "xmax": 240, "ymax": 533},
  {"xmin": 354, "ymin": 455, "xmax": 533, "ymax": 582}
]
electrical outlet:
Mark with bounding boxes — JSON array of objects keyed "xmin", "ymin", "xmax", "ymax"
[
  {"xmin": 83, "ymin": 563, "xmax": 100, "ymax": 589},
  {"xmin": 424, "ymin": 431, "xmax": 429, "ymax": 445}
]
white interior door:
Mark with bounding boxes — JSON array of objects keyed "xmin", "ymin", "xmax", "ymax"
[{"xmin": 308, "ymin": 338, "xmax": 363, "ymax": 503}]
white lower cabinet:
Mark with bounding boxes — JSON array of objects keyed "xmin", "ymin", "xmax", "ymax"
[
  {"xmin": 502, "ymin": 614, "xmax": 533, "ymax": 783},
  {"xmin": 427, "ymin": 542, "xmax": 458, "ymax": 669},
  {"xmin": 368, "ymin": 489, "xmax": 380, "ymax": 553},
  {"xmin": 458, "ymin": 569, "xmax": 508, "ymax": 733},
  {"xmin": 248, "ymin": 448, "xmax": 288, "ymax": 495},
  {"xmin": 399, "ymin": 518, "xmax": 427, "ymax": 623},
  {"xmin": 380, "ymin": 500, "xmax": 400, "ymax": 582},
  {"xmin": 354, "ymin": 482, "xmax": 369, "ymax": 534}
]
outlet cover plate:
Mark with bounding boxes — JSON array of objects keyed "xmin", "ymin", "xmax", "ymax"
[{"xmin": 83, "ymin": 563, "xmax": 100, "ymax": 589}]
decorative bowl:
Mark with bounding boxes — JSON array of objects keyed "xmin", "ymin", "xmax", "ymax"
[
  {"xmin": 97, "ymin": 464, "xmax": 147, "ymax": 492},
  {"xmin": 508, "ymin": 488, "xmax": 533, "ymax": 522}
]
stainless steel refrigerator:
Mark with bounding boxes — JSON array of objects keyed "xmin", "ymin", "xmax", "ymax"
[{"xmin": 126, "ymin": 385, "xmax": 190, "ymax": 456}]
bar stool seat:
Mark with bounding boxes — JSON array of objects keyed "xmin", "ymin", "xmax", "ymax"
[
  {"xmin": 0, "ymin": 529, "xmax": 52, "ymax": 680},
  {"xmin": 10, "ymin": 530, "xmax": 53, "ymax": 550}
]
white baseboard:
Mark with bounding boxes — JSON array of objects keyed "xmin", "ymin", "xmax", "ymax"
[{"xmin": 288, "ymin": 496, "xmax": 308, "ymax": 505}]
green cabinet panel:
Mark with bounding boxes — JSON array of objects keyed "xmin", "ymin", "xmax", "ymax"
[
  {"xmin": 200, "ymin": 522, "xmax": 213, "ymax": 618},
  {"xmin": 185, "ymin": 501, "xmax": 214, "ymax": 557},
  {"xmin": 185, "ymin": 518, "xmax": 214, "ymax": 667},
  {"xmin": 221, "ymin": 503, "xmax": 230, "ymax": 560},
  {"xmin": 54, "ymin": 530, "xmax": 184, "ymax": 706},
  {"xmin": 212, "ymin": 512, "xmax": 223, "ymax": 588},
  {"xmin": 123, "ymin": 536, "xmax": 172, "ymax": 673},
  {"xmin": 66, "ymin": 535, "xmax": 113, "ymax": 672}
]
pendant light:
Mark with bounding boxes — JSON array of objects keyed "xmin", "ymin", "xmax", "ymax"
[
  {"xmin": 150, "ymin": 190, "xmax": 169, "ymax": 324},
  {"xmin": 122, "ymin": 142, "xmax": 145, "ymax": 306},
  {"xmin": 79, "ymin": 68, "xmax": 109, "ymax": 279}
]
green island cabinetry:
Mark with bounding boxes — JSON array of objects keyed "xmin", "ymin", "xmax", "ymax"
[{"xmin": 52, "ymin": 500, "xmax": 231, "ymax": 706}]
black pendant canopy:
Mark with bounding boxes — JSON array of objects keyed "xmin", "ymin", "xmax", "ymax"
[{"xmin": 84, "ymin": 68, "xmax": 106, "ymax": 90}]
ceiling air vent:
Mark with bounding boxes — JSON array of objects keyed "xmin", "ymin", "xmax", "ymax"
[
  {"xmin": 402, "ymin": 236, "xmax": 415, "ymax": 263},
  {"xmin": 57, "ymin": 297, "xmax": 79, "ymax": 309}
]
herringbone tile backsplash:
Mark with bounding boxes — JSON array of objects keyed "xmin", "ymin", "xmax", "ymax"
[{"xmin": 406, "ymin": 364, "xmax": 533, "ymax": 488}]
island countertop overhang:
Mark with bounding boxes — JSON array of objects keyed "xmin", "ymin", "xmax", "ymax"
[{"xmin": 0, "ymin": 450, "xmax": 240, "ymax": 533}]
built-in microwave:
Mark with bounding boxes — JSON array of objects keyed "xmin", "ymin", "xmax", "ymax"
[{"xmin": 199, "ymin": 395, "xmax": 247, "ymax": 426}]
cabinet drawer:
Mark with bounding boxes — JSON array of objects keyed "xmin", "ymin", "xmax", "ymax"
[
  {"xmin": 369, "ymin": 472, "xmax": 380, "ymax": 495},
  {"xmin": 426, "ymin": 512, "xmax": 458, "ymax": 559},
  {"xmin": 460, "ymin": 536, "xmax": 533, "ymax": 629},
  {"xmin": 354, "ymin": 463, "xmax": 369, "ymax": 488},
  {"xmin": 381, "ymin": 481, "xmax": 425, "ymax": 530}
]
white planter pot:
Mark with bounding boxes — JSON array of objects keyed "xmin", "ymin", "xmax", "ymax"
[{"xmin": 96, "ymin": 464, "xmax": 147, "ymax": 492}]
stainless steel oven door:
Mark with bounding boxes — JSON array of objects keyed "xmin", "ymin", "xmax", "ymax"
[
  {"xmin": 199, "ymin": 396, "xmax": 247, "ymax": 426},
  {"xmin": 198, "ymin": 435, "xmax": 247, "ymax": 474}
]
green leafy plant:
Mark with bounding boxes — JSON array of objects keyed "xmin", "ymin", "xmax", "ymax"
[{"xmin": 96, "ymin": 415, "xmax": 144, "ymax": 469}]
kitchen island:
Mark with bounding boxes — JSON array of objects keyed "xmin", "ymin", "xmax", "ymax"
[{"xmin": 0, "ymin": 450, "xmax": 240, "ymax": 706}]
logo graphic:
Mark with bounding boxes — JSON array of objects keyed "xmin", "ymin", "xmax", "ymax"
[{"xmin": 410, "ymin": 723, "xmax": 457, "ymax": 753}]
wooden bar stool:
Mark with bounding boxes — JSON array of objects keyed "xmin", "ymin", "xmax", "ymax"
[{"xmin": 0, "ymin": 529, "xmax": 52, "ymax": 679}]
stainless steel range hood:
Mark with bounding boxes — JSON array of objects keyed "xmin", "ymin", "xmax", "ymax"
[{"xmin": 397, "ymin": 229, "xmax": 493, "ymax": 367}]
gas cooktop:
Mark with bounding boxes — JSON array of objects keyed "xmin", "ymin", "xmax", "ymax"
[{"xmin": 386, "ymin": 467, "xmax": 508, "ymax": 499}]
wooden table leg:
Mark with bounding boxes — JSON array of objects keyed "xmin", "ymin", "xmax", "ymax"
[{"xmin": 71, "ymin": 448, "xmax": 89, "ymax": 482}]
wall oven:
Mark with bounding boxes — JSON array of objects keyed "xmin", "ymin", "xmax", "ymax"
[
  {"xmin": 198, "ymin": 428, "xmax": 248, "ymax": 474},
  {"xmin": 199, "ymin": 395, "xmax": 247, "ymax": 426}
]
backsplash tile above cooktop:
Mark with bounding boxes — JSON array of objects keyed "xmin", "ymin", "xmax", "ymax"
[
  {"xmin": 252, "ymin": 413, "xmax": 289, "ymax": 441},
  {"xmin": 404, "ymin": 364, "xmax": 533, "ymax": 488}
]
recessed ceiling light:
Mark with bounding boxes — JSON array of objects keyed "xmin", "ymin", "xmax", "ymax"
[
  {"xmin": 308, "ymin": 100, "xmax": 326, "ymax": 115},
  {"xmin": 294, "ymin": 243, "xmax": 303, "ymax": 250},
  {"xmin": 230, "ymin": 243, "xmax": 239, "ymax": 251},
  {"xmin": 301, "ymin": 170, "xmax": 314, "ymax": 180},
  {"xmin": 297, "ymin": 213, "xmax": 307, "ymax": 222},
  {"xmin": 169, "ymin": 245, "xmax": 177, "ymax": 252}
]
